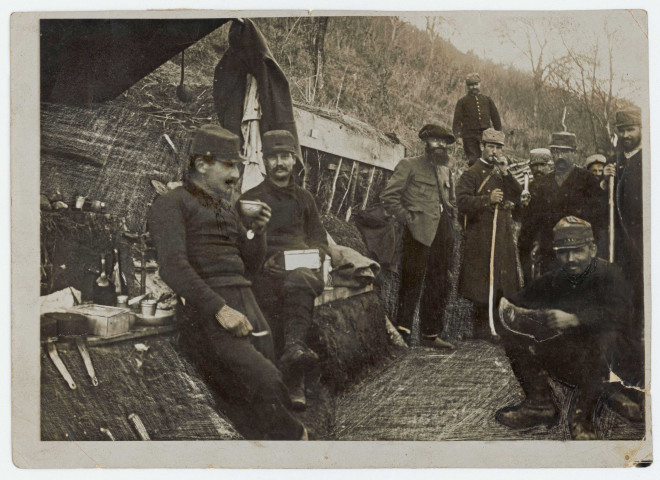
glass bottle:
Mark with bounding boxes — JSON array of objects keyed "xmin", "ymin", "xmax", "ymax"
[{"xmin": 93, "ymin": 253, "xmax": 117, "ymax": 306}]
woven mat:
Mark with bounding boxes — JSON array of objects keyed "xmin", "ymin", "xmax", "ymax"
[
  {"xmin": 41, "ymin": 334, "xmax": 240, "ymax": 440},
  {"xmin": 334, "ymin": 342, "xmax": 645, "ymax": 441}
]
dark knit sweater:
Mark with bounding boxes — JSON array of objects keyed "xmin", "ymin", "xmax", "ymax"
[
  {"xmin": 148, "ymin": 182, "xmax": 266, "ymax": 318},
  {"xmin": 511, "ymin": 258, "xmax": 632, "ymax": 336},
  {"xmin": 240, "ymin": 178, "xmax": 328, "ymax": 258}
]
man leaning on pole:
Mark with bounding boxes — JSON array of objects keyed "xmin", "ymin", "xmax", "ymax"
[{"xmin": 456, "ymin": 128, "xmax": 525, "ymax": 342}]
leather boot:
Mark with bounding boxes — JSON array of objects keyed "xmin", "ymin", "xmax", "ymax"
[
  {"xmin": 280, "ymin": 342, "xmax": 319, "ymax": 373},
  {"xmin": 498, "ymin": 297, "xmax": 561, "ymax": 342},
  {"xmin": 422, "ymin": 334, "xmax": 455, "ymax": 350},
  {"xmin": 496, "ymin": 399, "xmax": 558, "ymax": 429},
  {"xmin": 568, "ymin": 389, "xmax": 599, "ymax": 440}
]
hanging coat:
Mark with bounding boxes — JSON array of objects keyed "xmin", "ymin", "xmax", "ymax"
[
  {"xmin": 456, "ymin": 160, "xmax": 522, "ymax": 304},
  {"xmin": 213, "ymin": 18, "xmax": 302, "ymax": 160}
]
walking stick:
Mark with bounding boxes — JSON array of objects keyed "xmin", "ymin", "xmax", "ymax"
[
  {"xmin": 488, "ymin": 204, "xmax": 499, "ymax": 337},
  {"xmin": 608, "ymin": 176, "xmax": 615, "ymax": 263}
]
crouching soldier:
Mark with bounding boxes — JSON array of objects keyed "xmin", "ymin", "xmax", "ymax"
[
  {"xmin": 496, "ymin": 216, "xmax": 633, "ymax": 439},
  {"xmin": 240, "ymin": 130, "xmax": 328, "ymax": 410},
  {"xmin": 149, "ymin": 124, "xmax": 308, "ymax": 440}
]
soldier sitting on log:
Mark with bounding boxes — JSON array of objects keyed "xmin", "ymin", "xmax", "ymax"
[
  {"xmin": 240, "ymin": 130, "xmax": 328, "ymax": 411},
  {"xmin": 148, "ymin": 124, "xmax": 308, "ymax": 440},
  {"xmin": 496, "ymin": 216, "xmax": 633, "ymax": 440}
]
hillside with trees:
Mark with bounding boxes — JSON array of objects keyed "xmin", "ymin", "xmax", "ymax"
[{"xmin": 116, "ymin": 15, "xmax": 639, "ymax": 164}]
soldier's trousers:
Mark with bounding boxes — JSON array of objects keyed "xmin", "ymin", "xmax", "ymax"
[
  {"xmin": 462, "ymin": 134, "xmax": 483, "ymax": 166},
  {"xmin": 178, "ymin": 286, "xmax": 304, "ymax": 440},
  {"xmin": 251, "ymin": 267, "xmax": 324, "ymax": 358},
  {"xmin": 502, "ymin": 330, "xmax": 609, "ymax": 422},
  {"xmin": 397, "ymin": 215, "xmax": 453, "ymax": 337}
]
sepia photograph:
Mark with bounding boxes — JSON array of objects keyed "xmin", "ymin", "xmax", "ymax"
[{"xmin": 9, "ymin": 1, "xmax": 655, "ymax": 470}]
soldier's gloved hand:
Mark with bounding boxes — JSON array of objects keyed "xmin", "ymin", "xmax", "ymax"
[
  {"xmin": 490, "ymin": 188, "xmax": 504, "ymax": 205},
  {"xmin": 264, "ymin": 253, "xmax": 286, "ymax": 275},
  {"xmin": 545, "ymin": 309, "xmax": 579, "ymax": 330},
  {"xmin": 215, "ymin": 305, "xmax": 253, "ymax": 337},
  {"xmin": 603, "ymin": 164, "xmax": 616, "ymax": 178},
  {"xmin": 252, "ymin": 203, "xmax": 272, "ymax": 234}
]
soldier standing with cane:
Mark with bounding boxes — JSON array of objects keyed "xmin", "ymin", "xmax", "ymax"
[{"xmin": 456, "ymin": 129, "xmax": 527, "ymax": 341}]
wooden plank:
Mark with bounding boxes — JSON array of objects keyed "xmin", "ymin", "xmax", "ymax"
[
  {"xmin": 87, "ymin": 324, "xmax": 177, "ymax": 346},
  {"xmin": 295, "ymin": 108, "xmax": 404, "ymax": 171}
]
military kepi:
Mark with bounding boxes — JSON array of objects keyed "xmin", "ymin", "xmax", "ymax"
[
  {"xmin": 465, "ymin": 73, "xmax": 481, "ymax": 85},
  {"xmin": 530, "ymin": 148, "xmax": 552, "ymax": 165},
  {"xmin": 585, "ymin": 154, "xmax": 607, "ymax": 169},
  {"xmin": 552, "ymin": 216, "xmax": 594, "ymax": 250},
  {"xmin": 190, "ymin": 124, "xmax": 244, "ymax": 163},
  {"xmin": 481, "ymin": 128, "xmax": 505, "ymax": 146},
  {"xmin": 262, "ymin": 129, "xmax": 299, "ymax": 158},
  {"xmin": 615, "ymin": 107, "xmax": 641, "ymax": 128},
  {"xmin": 549, "ymin": 131, "xmax": 577, "ymax": 151},
  {"xmin": 418, "ymin": 124, "xmax": 456, "ymax": 144}
]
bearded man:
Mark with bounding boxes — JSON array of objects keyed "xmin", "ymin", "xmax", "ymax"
[
  {"xmin": 380, "ymin": 124, "xmax": 458, "ymax": 349},
  {"xmin": 602, "ymin": 107, "xmax": 645, "ymax": 413},
  {"xmin": 519, "ymin": 132, "xmax": 604, "ymax": 280}
]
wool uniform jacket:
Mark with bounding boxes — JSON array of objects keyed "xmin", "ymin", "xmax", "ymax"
[
  {"xmin": 213, "ymin": 18, "xmax": 302, "ymax": 159},
  {"xmin": 456, "ymin": 160, "xmax": 522, "ymax": 303},
  {"xmin": 380, "ymin": 154, "xmax": 457, "ymax": 247},
  {"xmin": 453, "ymin": 93, "xmax": 502, "ymax": 138},
  {"xmin": 148, "ymin": 183, "xmax": 267, "ymax": 319},
  {"xmin": 609, "ymin": 148, "xmax": 644, "ymax": 381},
  {"xmin": 519, "ymin": 166, "xmax": 605, "ymax": 268},
  {"xmin": 610, "ymin": 148, "xmax": 643, "ymax": 269},
  {"xmin": 510, "ymin": 258, "xmax": 633, "ymax": 374}
]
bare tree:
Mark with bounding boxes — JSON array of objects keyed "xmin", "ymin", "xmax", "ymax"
[
  {"xmin": 548, "ymin": 22, "xmax": 623, "ymax": 151},
  {"xmin": 498, "ymin": 17, "xmax": 565, "ymax": 128},
  {"xmin": 310, "ymin": 17, "xmax": 330, "ymax": 103}
]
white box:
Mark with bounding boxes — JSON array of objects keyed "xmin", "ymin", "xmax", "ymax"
[{"xmin": 283, "ymin": 249, "xmax": 321, "ymax": 271}]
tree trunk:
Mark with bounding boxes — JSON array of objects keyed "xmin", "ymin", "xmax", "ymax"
[{"xmin": 311, "ymin": 17, "xmax": 330, "ymax": 102}]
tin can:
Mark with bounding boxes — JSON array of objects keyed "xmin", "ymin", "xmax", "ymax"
[{"xmin": 140, "ymin": 299, "xmax": 157, "ymax": 317}]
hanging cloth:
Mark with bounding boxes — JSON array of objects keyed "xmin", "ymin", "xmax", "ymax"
[{"xmin": 240, "ymin": 74, "xmax": 265, "ymax": 193}]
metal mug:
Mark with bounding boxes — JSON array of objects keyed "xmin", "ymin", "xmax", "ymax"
[{"xmin": 140, "ymin": 299, "xmax": 157, "ymax": 317}]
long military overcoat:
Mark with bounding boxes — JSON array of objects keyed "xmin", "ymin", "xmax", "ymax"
[{"xmin": 456, "ymin": 160, "xmax": 522, "ymax": 304}]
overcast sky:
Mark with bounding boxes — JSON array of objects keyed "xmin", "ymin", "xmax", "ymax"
[{"xmin": 400, "ymin": 10, "xmax": 648, "ymax": 108}]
